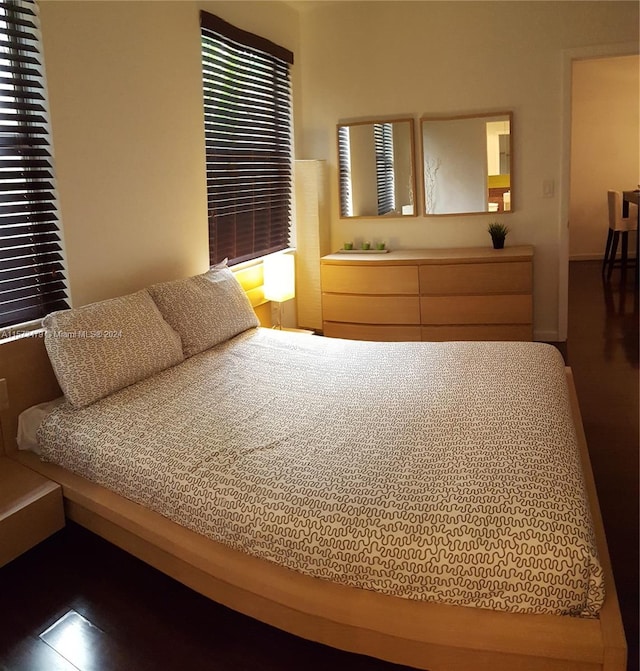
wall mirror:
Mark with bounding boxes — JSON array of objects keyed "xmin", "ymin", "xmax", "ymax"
[
  {"xmin": 421, "ymin": 112, "xmax": 513, "ymax": 216},
  {"xmin": 337, "ymin": 118, "xmax": 416, "ymax": 218}
]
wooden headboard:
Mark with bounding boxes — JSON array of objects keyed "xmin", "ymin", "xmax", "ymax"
[
  {"xmin": 0, "ymin": 332, "xmax": 61, "ymax": 456},
  {"xmin": 0, "ymin": 260, "xmax": 276, "ymax": 456}
]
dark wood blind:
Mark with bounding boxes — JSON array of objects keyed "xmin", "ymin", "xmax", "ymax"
[
  {"xmin": 337, "ymin": 126, "xmax": 352, "ymax": 217},
  {"xmin": 200, "ymin": 12, "xmax": 293, "ymax": 266},
  {"xmin": 0, "ymin": 0, "xmax": 68, "ymax": 328},
  {"xmin": 375, "ymin": 123, "xmax": 395, "ymax": 216}
]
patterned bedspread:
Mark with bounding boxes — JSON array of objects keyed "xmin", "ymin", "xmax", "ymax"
[{"xmin": 38, "ymin": 328, "xmax": 604, "ymax": 616}]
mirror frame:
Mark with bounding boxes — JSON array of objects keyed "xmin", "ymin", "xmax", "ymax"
[
  {"xmin": 337, "ymin": 117, "xmax": 418, "ymax": 220},
  {"xmin": 419, "ymin": 111, "xmax": 513, "ymax": 217}
]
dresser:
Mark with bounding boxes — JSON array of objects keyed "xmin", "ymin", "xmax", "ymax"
[{"xmin": 320, "ymin": 246, "xmax": 533, "ymax": 341}]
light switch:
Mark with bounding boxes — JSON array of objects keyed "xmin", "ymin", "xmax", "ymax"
[{"xmin": 543, "ymin": 179, "xmax": 555, "ymax": 198}]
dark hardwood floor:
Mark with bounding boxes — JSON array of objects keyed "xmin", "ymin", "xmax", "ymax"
[
  {"xmin": 567, "ymin": 260, "xmax": 638, "ymax": 671},
  {"xmin": 0, "ymin": 259, "xmax": 637, "ymax": 671}
]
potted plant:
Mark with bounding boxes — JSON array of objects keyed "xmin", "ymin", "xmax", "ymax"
[{"xmin": 488, "ymin": 222, "xmax": 509, "ymax": 249}]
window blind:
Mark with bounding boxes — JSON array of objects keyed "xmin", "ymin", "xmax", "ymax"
[
  {"xmin": 0, "ymin": 0, "xmax": 68, "ymax": 328},
  {"xmin": 374, "ymin": 123, "xmax": 395, "ymax": 216},
  {"xmin": 200, "ymin": 12, "xmax": 293, "ymax": 266},
  {"xmin": 337, "ymin": 126, "xmax": 353, "ymax": 217}
]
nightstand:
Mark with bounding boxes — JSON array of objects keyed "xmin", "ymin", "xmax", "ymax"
[{"xmin": 0, "ymin": 457, "xmax": 65, "ymax": 567}]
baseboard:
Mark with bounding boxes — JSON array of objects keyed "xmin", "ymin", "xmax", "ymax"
[
  {"xmin": 570, "ymin": 254, "xmax": 637, "ymax": 262},
  {"xmin": 569, "ymin": 254, "xmax": 602, "ymax": 262}
]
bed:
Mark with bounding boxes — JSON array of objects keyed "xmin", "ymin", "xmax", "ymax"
[{"xmin": 0, "ymin": 265, "xmax": 627, "ymax": 670}]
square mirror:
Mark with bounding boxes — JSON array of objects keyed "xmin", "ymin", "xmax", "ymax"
[
  {"xmin": 337, "ymin": 118, "xmax": 417, "ymax": 218},
  {"xmin": 421, "ymin": 112, "xmax": 513, "ymax": 216}
]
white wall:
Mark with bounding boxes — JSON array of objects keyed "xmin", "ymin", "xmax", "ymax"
[
  {"xmin": 569, "ymin": 55, "xmax": 639, "ymax": 260},
  {"xmin": 39, "ymin": 1, "xmax": 300, "ymax": 307},
  {"xmin": 296, "ymin": 1, "xmax": 639, "ymax": 340}
]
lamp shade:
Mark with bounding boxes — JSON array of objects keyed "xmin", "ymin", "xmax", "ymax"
[{"xmin": 263, "ymin": 253, "xmax": 295, "ymax": 303}]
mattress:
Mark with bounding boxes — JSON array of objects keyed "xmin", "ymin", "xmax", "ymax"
[{"xmin": 36, "ymin": 328, "xmax": 604, "ymax": 616}]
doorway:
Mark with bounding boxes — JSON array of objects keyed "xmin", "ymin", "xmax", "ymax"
[
  {"xmin": 558, "ymin": 42, "xmax": 639, "ymax": 341},
  {"xmin": 569, "ymin": 54, "xmax": 639, "ymax": 262}
]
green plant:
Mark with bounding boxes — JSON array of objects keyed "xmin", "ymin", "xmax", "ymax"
[
  {"xmin": 488, "ymin": 222, "xmax": 509, "ymax": 249},
  {"xmin": 487, "ymin": 222, "xmax": 509, "ymax": 238}
]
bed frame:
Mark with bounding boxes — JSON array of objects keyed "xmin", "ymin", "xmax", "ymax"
[{"xmin": 0, "ymin": 332, "xmax": 627, "ymax": 671}]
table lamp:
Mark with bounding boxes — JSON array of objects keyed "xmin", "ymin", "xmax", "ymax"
[{"xmin": 263, "ymin": 253, "xmax": 295, "ymax": 329}]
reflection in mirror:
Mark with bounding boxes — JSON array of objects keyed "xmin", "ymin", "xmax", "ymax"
[
  {"xmin": 338, "ymin": 118, "xmax": 416, "ymax": 218},
  {"xmin": 421, "ymin": 112, "xmax": 512, "ymax": 216}
]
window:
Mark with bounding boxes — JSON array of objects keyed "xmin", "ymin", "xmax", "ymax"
[
  {"xmin": 0, "ymin": 0, "xmax": 68, "ymax": 328},
  {"xmin": 200, "ymin": 12, "xmax": 294, "ymax": 266}
]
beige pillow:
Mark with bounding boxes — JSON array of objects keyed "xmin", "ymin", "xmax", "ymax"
[
  {"xmin": 44, "ymin": 289, "xmax": 184, "ymax": 408},
  {"xmin": 148, "ymin": 267, "xmax": 259, "ymax": 358}
]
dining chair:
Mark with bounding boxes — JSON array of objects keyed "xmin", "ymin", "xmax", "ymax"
[{"xmin": 602, "ymin": 190, "xmax": 638, "ymax": 281}]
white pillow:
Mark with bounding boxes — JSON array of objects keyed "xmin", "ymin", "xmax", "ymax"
[
  {"xmin": 148, "ymin": 267, "xmax": 259, "ymax": 358},
  {"xmin": 43, "ymin": 289, "xmax": 184, "ymax": 408}
]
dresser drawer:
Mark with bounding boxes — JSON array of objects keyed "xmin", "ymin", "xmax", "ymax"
[
  {"xmin": 420, "ymin": 294, "xmax": 532, "ymax": 325},
  {"xmin": 324, "ymin": 322, "xmax": 422, "ymax": 341},
  {"xmin": 323, "ymin": 294, "xmax": 421, "ymax": 324},
  {"xmin": 422, "ymin": 324, "xmax": 533, "ymax": 342},
  {"xmin": 321, "ymin": 264, "xmax": 419, "ymax": 295},
  {"xmin": 419, "ymin": 262, "xmax": 532, "ymax": 295}
]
